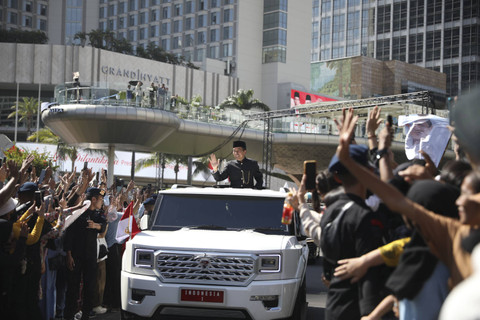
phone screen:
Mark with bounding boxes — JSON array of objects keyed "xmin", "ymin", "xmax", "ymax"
[
  {"xmin": 38, "ymin": 169, "xmax": 46, "ymax": 184},
  {"xmin": 35, "ymin": 191, "xmax": 42, "ymax": 207},
  {"xmin": 304, "ymin": 160, "xmax": 317, "ymax": 190}
]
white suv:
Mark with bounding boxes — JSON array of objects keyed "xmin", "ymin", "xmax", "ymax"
[{"xmin": 121, "ymin": 187, "xmax": 308, "ymax": 320}]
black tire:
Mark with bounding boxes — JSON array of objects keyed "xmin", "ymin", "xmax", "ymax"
[
  {"xmin": 120, "ymin": 310, "xmax": 147, "ymax": 320},
  {"xmin": 288, "ymin": 277, "xmax": 307, "ymax": 320}
]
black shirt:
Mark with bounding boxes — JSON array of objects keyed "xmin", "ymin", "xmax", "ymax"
[
  {"xmin": 64, "ymin": 208, "xmax": 106, "ymax": 261},
  {"xmin": 212, "ymin": 157, "xmax": 263, "ymax": 189},
  {"xmin": 320, "ymin": 193, "xmax": 386, "ymax": 319}
]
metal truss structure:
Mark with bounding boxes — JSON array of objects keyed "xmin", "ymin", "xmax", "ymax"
[{"xmin": 247, "ymin": 91, "xmax": 434, "ymax": 188}]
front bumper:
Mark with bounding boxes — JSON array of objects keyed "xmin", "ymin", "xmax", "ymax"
[{"xmin": 121, "ymin": 271, "xmax": 301, "ymax": 320}]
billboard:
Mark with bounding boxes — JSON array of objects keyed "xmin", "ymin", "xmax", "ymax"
[
  {"xmin": 290, "ymin": 89, "xmax": 337, "ymax": 107},
  {"xmin": 311, "ymin": 58, "xmax": 352, "ymax": 98}
]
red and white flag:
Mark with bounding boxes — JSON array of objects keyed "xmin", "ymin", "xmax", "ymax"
[{"xmin": 115, "ymin": 201, "xmax": 140, "ymax": 242}]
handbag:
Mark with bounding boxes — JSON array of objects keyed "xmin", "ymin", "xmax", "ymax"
[{"xmin": 97, "ymin": 237, "xmax": 109, "ymax": 261}]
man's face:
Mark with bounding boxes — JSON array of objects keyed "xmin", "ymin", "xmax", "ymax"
[
  {"xmin": 92, "ymin": 195, "xmax": 104, "ymax": 210},
  {"xmin": 410, "ymin": 121, "xmax": 432, "ymax": 139},
  {"xmin": 232, "ymin": 147, "xmax": 247, "ymax": 161}
]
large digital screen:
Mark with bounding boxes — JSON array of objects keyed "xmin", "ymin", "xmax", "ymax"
[{"xmin": 290, "ymin": 89, "xmax": 337, "ymax": 107}]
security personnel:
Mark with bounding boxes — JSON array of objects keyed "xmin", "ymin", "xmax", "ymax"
[
  {"xmin": 209, "ymin": 140, "xmax": 263, "ymax": 189},
  {"xmin": 64, "ymin": 188, "xmax": 106, "ymax": 320}
]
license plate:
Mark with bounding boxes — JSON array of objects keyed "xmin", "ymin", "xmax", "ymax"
[{"xmin": 181, "ymin": 289, "xmax": 224, "ymax": 303}]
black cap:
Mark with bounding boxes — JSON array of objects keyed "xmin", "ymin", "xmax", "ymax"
[
  {"xmin": 18, "ymin": 182, "xmax": 38, "ymax": 193},
  {"xmin": 328, "ymin": 144, "xmax": 372, "ymax": 174},
  {"xmin": 233, "ymin": 140, "xmax": 246, "ymax": 149},
  {"xmin": 86, "ymin": 187, "xmax": 105, "ymax": 198},
  {"xmin": 143, "ymin": 197, "xmax": 155, "ymax": 206}
]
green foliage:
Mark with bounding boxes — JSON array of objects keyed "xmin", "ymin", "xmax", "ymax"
[
  {"xmin": 4, "ymin": 145, "xmax": 57, "ymax": 173},
  {"xmin": 9, "ymin": 97, "xmax": 39, "ymax": 136},
  {"xmin": 0, "ymin": 29, "xmax": 48, "ymax": 44},
  {"xmin": 27, "ymin": 128, "xmax": 60, "ymax": 144},
  {"xmin": 74, "ymin": 30, "xmax": 197, "ymax": 69},
  {"xmin": 219, "ymin": 89, "xmax": 270, "ymax": 111}
]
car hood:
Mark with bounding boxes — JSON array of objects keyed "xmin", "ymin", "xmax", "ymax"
[{"xmin": 131, "ymin": 229, "xmax": 298, "ymax": 252}]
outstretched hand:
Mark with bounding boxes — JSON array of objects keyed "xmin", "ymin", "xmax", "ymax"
[
  {"xmin": 209, "ymin": 154, "xmax": 219, "ymax": 171},
  {"xmin": 366, "ymin": 106, "xmax": 382, "ymax": 137},
  {"xmin": 336, "ymin": 108, "xmax": 358, "ymax": 163},
  {"xmin": 334, "ymin": 256, "xmax": 368, "ymax": 283}
]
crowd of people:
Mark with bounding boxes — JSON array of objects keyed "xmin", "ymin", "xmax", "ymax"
[
  {"xmin": 289, "ymin": 88, "xmax": 480, "ymax": 320},
  {"xmin": 126, "ymin": 82, "xmax": 169, "ymax": 109},
  {"xmin": 0, "ymin": 161, "xmax": 156, "ymax": 320}
]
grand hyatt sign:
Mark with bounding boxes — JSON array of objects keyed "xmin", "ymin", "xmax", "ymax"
[{"xmin": 101, "ymin": 65, "xmax": 171, "ymax": 85}]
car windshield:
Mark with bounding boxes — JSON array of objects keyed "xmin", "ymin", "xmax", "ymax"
[{"xmin": 151, "ymin": 194, "xmax": 288, "ymax": 234}]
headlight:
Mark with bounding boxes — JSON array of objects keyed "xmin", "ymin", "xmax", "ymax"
[
  {"xmin": 258, "ymin": 254, "xmax": 281, "ymax": 273},
  {"xmin": 134, "ymin": 248, "xmax": 154, "ymax": 268}
]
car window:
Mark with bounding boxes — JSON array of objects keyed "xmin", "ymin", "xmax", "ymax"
[{"xmin": 151, "ymin": 194, "xmax": 288, "ymax": 234}]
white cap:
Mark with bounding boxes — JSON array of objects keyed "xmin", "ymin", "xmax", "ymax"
[{"xmin": 0, "ymin": 198, "xmax": 18, "ymax": 217}]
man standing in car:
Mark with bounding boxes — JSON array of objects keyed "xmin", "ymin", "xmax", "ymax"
[{"xmin": 209, "ymin": 140, "xmax": 263, "ymax": 189}]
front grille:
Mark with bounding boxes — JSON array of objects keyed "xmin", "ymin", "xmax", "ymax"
[{"xmin": 156, "ymin": 251, "xmax": 256, "ymax": 286}]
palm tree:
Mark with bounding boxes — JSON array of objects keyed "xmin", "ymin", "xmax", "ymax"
[
  {"xmin": 74, "ymin": 31, "xmax": 87, "ymax": 47},
  {"xmin": 27, "ymin": 128, "xmax": 59, "ymax": 144},
  {"xmin": 9, "ymin": 97, "xmax": 39, "ymax": 137},
  {"xmin": 219, "ymin": 89, "xmax": 270, "ymax": 111}
]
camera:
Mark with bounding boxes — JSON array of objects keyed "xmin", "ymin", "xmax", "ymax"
[{"xmin": 304, "ymin": 160, "xmax": 317, "ymax": 191}]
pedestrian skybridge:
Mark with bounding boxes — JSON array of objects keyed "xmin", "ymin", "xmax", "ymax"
[{"xmin": 42, "ymin": 86, "xmax": 451, "ymax": 178}]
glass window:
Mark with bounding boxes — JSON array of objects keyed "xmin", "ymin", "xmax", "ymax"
[
  {"xmin": 197, "ymin": 14, "xmax": 206, "ymax": 27},
  {"xmin": 162, "ymin": 22, "xmax": 171, "ymax": 34},
  {"xmin": 23, "ymin": 16, "xmax": 32, "ymax": 27},
  {"xmin": 151, "ymin": 9, "xmax": 158, "ymax": 21},
  {"xmin": 211, "ymin": 0, "xmax": 219, "ymax": 8},
  {"xmin": 185, "ymin": 1, "xmax": 195, "ymax": 14},
  {"xmin": 263, "ymin": 29, "xmax": 286, "ymax": 46},
  {"xmin": 174, "ymin": 4, "xmax": 182, "ymax": 16},
  {"xmin": 38, "ymin": 19, "xmax": 47, "ymax": 31},
  {"xmin": 8, "ymin": 12, "xmax": 17, "ymax": 24},
  {"xmin": 211, "ymin": 11, "xmax": 219, "ymax": 25},
  {"xmin": 195, "ymin": 47, "xmax": 205, "ymax": 61},
  {"xmin": 184, "ymin": 33, "xmax": 194, "ymax": 46},
  {"xmin": 333, "ymin": 0, "xmax": 345, "ymax": 10},
  {"xmin": 223, "ymin": 43, "xmax": 233, "ymax": 57},
  {"xmin": 38, "ymin": 4, "xmax": 47, "ymax": 15},
  {"xmin": 118, "ymin": 17, "xmax": 125, "ymax": 28},
  {"xmin": 8, "ymin": 0, "xmax": 18, "ymax": 9},
  {"xmin": 197, "ymin": 31, "xmax": 206, "ymax": 44},
  {"xmin": 128, "ymin": 29, "xmax": 137, "ymax": 41},
  {"xmin": 108, "ymin": 19, "xmax": 116, "ymax": 30},
  {"xmin": 162, "ymin": 6, "xmax": 170, "ymax": 18},
  {"xmin": 161, "ymin": 38, "xmax": 170, "ymax": 50},
  {"xmin": 118, "ymin": 2, "xmax": 126, "ymax": 14},
  {"xmin": 173, "ymin": 36, "xmax": 181, "ymax": 49},
  {"xmin": 25, "ymin": 1, "xmax": 32, "ymax": 12},
  {"xmin": 150, "ymin": 25, "xmax": 158, "ymax": 37},
  {"xmin": 129, "ymin": 14, "xmax": 137, "ymax": 26},
  {"xmin": 108, "ymin": 4, "xmax": 116, "ymax": 16},
  {"xmin": 210, "ymin": 28, "xmax": 219, "ymax": 42},
  {"xmin": 198, "ymin": 0, "xmax": 207, "ymax": 11},
  {"xmin": 263, "ymin": 12, "xmax": 287, "ymax": 29},
  {"xmin": 223, "ymin": 8, "xmax": 233, "ymax": 22},
  {"xmin": 209, "ymin": 45, "xmax": 219, "ymax": 58},
  {"xmin": 139, "ymin": 11, "xmax": 147, "ymax": 24},
  {"xmin": 139, "ymin": 27, "xmax": 146, "ymax": 39},
  {"xmin": 322, "ymin": 0, "xmax": 331, "ymax": 13},
  {"xmin": 140, "ymin": 0, "xmax": 147, "ymax": 8},
  {"xmin": 264, "ymin": 0, "xmax": 287, "ymax": 13},
  {"xmin": 262, "ymin": 46, "xmax": 286, "ymax": 63},
  {"xmin": 174, "ymin": 19, "xmax": 182, "ymax": 32},
  {"xmin": 185, "ymin": 17, "xmax": 194, "ymax": 30},
  {"xmin": 377, "ymin": 4, "xmax": 391, "ymax": 34},
  {"xmin": 223, "ymin": 26, "xmax": 233, "ymax": 40},
  {"xmin": 129, "ymin": 0, "xmax": 137, "ymax": 11}
]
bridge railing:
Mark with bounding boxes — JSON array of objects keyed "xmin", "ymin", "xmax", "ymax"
[{"xmin": 54, "ymin": 84, "xmax": 449, "ymax": 145}]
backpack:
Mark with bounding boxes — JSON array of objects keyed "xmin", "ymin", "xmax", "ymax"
[{"xmin": 321, "ymin": 201, "xmax": 354, "ymax": 266}]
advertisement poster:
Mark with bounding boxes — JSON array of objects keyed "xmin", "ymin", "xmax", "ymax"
[
  {"xmin": 290, "ymin": 89, "xmax": 337, "ymax": 107},
  {"xmin": 311, "ymin": 58, "xmax": 352, "ymax": 98},
  {"xmin": 15, "ymin": 143, "xmax": 215, "ymax": 183}
]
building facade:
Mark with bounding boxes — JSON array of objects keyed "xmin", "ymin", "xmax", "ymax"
[
  {"xmin": 1, "ymin": 0, "xmax": 311, "ymax": 110},
  {"xmin": 312, "ymin": 0, "xmax": 480, "ymax": 97}
]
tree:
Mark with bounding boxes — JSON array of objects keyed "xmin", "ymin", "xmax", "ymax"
[
  {"xmin": 0, "ymin": 29, "xmax": 48, "ymax": 44},
  {"xmin": 8, "ymin": 97, "xmax": 39, "ymax": 137},
  {"xmin": 74, "ymin": 31, "xmax": 87, "ymax": 47},
  {"xmin": 112, "ymin": 37, "xmax": 133, "ymax": 55},
  {"xmin": 87, "ymin": 29, "xmax": 106, "ymax": 49},
  {"xmin": 27, "ymin": 128, "xmax": 59, "ymax": 144},
  {"xmin": 219, "ymin": 89, "xmax": 270, "ymax": 111}
]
